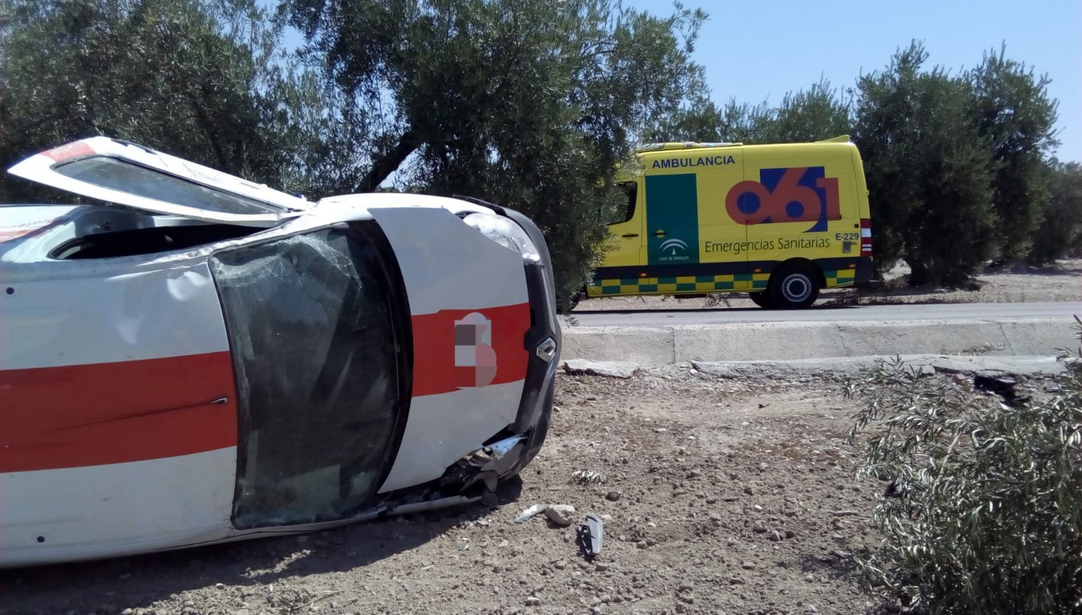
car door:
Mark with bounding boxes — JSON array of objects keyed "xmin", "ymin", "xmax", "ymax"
[{"xmin": 7, "ymin": 137, "xmax": 311, "ymax": 226}]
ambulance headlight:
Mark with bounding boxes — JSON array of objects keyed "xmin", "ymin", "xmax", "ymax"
[{"xmin": 462, "ymin": 213, "xmax": 541, "ymax": 263}]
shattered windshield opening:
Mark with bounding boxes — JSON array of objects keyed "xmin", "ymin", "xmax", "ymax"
[
  {"xmin": 211, "ymin": 225, "xmax": 409, "ymax": 529},
  {"xmin": 54, "ymin": 157, "xmax": 279, "ymax": 215}
]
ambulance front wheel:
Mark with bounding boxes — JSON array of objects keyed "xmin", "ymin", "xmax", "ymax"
[
  {"xmin": 749, "ymin": 291, "xmax": 775, "ymax": 309},
  {"xmin": 769, "ymin": 264, "xmax": 820, "ymax": 309}
]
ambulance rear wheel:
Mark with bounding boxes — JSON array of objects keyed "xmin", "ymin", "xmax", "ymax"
[
  {"xmin": 769, "ymin": 265, "xmax": 820, "ymax": 309},
  {"xmin": 749, "ymin": 291, "xmax": 775, "ymax": 309}
]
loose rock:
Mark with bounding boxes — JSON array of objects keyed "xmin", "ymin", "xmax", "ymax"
[{"xmin": 545, "ymin": 505, "xmax": 576, "ymax": 526}]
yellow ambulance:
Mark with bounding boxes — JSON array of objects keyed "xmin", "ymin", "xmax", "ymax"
[{"xmin": 590, "ymin": 135, "xmax": 873, "ymax": 309}]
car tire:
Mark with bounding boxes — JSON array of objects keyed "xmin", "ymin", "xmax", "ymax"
[
  {"xmin": 768, "ymin": 264, "xmax": 820, "ymax": 309},
  {"xmin": 749, "ymin": 291, "xmax": 775, "ymax": 309}
]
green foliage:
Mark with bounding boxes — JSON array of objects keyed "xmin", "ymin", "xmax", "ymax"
[
  {"xmin": 0, "ymin": 0, "xmax": 305, "ymax": 201},
  {"xmin": 648, "ymin": 78, "xmax": 851, "ymax": 145},
  {"xmin": 745, "ymin": 79, "xmax": 853, "ymax": 144},
  {"xmin": 969, "ymin": 46, "xmax": 1060, "ymax": 263},
  {"xmin": 284, "ymin": 0, "xmax": 708, "ymax": 304},
  {"xmin": 643, "ymin": 95, "xmax": 726, "ymax": 143},
  {"xmin": 1029, "ymin": 162, "xmax": 1082, "ymax": 263},
  {"xmin": 853, "ymin": 43, "xmax": 997, "ymax": 285},
  {"xmin": 848, "ymin": 345, "xmax": 1082, "ymax": 614},
  {"xmin": 777, "ymin": 81, "xmax": 851, "ymax": 142}
]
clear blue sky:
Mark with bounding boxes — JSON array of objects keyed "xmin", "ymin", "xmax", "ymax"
[{"xmin": 624, "ymin": 0, "xmax": 1081, "ymax": 162}]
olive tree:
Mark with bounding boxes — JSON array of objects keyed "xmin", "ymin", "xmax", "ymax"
[
  {"xmin": 282, "ymin": 0, "xmax": 710, "ymax": 303},
  {"xmin": 853, "ymin": 43, "xmax": 997, "ymax": 285},
  {"xmin": 0, "ymin": 0, "xmax": 307, "ymax": 202}
]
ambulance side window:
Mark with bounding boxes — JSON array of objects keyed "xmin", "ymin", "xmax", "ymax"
[{"xmin": 609, "ymin": 182, "xmax": 637, "ymax": 225}]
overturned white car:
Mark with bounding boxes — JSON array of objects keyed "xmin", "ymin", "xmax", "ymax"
[{"xmin": 0, "ymin": 138, "xmax": 559, "ymax": 567}]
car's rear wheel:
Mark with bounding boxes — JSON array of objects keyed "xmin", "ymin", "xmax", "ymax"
[
  {"xmin": 768, "ymin": 264, "xmax": 820, "ymax": 309},
  {"xmin": 749, "ymin": 291, "xmax": 775, "ymax": 309}
]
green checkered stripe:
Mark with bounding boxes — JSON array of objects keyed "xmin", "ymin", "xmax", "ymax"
[
  {"xmin": 823, "ymin": 269, "xmax": 857, "ymax": 288},
  {"xmin": 593, "ymin": 273, "xmax": 771, "ymax": 295}
]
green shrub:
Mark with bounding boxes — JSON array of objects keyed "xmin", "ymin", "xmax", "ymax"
[
  {"xmin": 1028, "ymin": 162, "xmax": 1082, "ymax": 265},
  {"xmin": 847, "ymin": 333, "xmax": 1082, "ymax": 614}
]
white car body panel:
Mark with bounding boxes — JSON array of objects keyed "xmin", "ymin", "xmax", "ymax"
[
  {"xmin": 368, "ymin": 206, "xmax": 529, "ymax": 313},
  {"xmin": 0, "ymin": 449, "xmax": 236, "ymax": 568},
  {"xmin": 0, "ymin": 205, "xmax": 80, "ymax": 244},
  {"xmin": 369, "ymin": 207, "xmax": 530, "ymax": 493},
  {"xmin": 379, "ymin": 380, "xmax": 525, "ymax": 493},
  {"xmin": 0, "ymin": 257, "xmax": 239, "ymax": 568},
  {"xmin": 0, "ymin": 261, "xmax": 229, "ymax": 369}
]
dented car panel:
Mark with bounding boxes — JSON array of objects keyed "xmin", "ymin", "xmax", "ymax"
[
  {"xmin": 369, "ymin": 206, "xmax": 531, "ymax": 493},
  {"xmin": 0, "ymin": 138, "xmax": 559, "ymax": 567},
  {"xmin": 0, "ymin": 257, "xmax": 239, "ymax": 565}
]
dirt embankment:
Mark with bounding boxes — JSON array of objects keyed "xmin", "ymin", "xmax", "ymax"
[{"xmin": 2, "ymin": 371, "xmax": 893, "ymax": 615}]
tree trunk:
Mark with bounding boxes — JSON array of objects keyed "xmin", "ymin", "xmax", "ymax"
[
  {"xmin": 355, "ymin": 129, "xmax": 422, "ymax": 193},
  {"xmin": 905, "ymin": 257, "xmax": 930, "ymax": 287}
]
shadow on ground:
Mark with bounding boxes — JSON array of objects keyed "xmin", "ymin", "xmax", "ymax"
[{"xmin": 0, "ymin": 479, "xmax": 523, "ymax": 614}]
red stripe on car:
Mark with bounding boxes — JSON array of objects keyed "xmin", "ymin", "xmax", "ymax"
[
  {"xmin": 411, "ymin": 303, "xmax": 531, "ymax": 398},
  {"xmin": 41, "ymin": 141, "xmax": 95, "ymax": 163},
  {"xmin": 0, "ymin": 352, "xmax": 238, "ymax": 473}
]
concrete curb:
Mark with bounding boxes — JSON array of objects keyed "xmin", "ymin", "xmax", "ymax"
[
  {"xmin": 558, "ymin": 355, "xmax": 1072, "ymax": 379},
  {"xmin": 561, "ymin": 318, "xmax": 1074, "ymax": 365}
]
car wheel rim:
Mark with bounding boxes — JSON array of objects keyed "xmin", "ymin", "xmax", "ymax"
[{"xmin": 781, "ymin": 274, "xmax": 811, "ymax": 303}]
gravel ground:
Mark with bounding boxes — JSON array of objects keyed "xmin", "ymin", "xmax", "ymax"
[
  {"xmin": 576, "ymin": 258, "xmax": 1082, "ymax": 312},
  {"xmin": 2, "ymin": 370, "xmax": 886, "ymax": 615},
  {"xmin": 4, "ymin": 365, "xmax": 1060, "ymax": 615}
]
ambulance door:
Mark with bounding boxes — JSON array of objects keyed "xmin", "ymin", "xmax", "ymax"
[
  {"xmin": 740, "ymin": 144, "xmax": 856, "ymax": 285},
  {"xmin": 602, "ymin": 180, "xmax": 645, "ymax": 268},
  {"xmin": 644, "ymin": 170, "xmax": 700, "ymax": 270}
]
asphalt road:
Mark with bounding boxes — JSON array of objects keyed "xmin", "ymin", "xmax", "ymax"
[{"xmin": 570, "ymin": 301, "xmax": 1082, "ymax": 327}]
